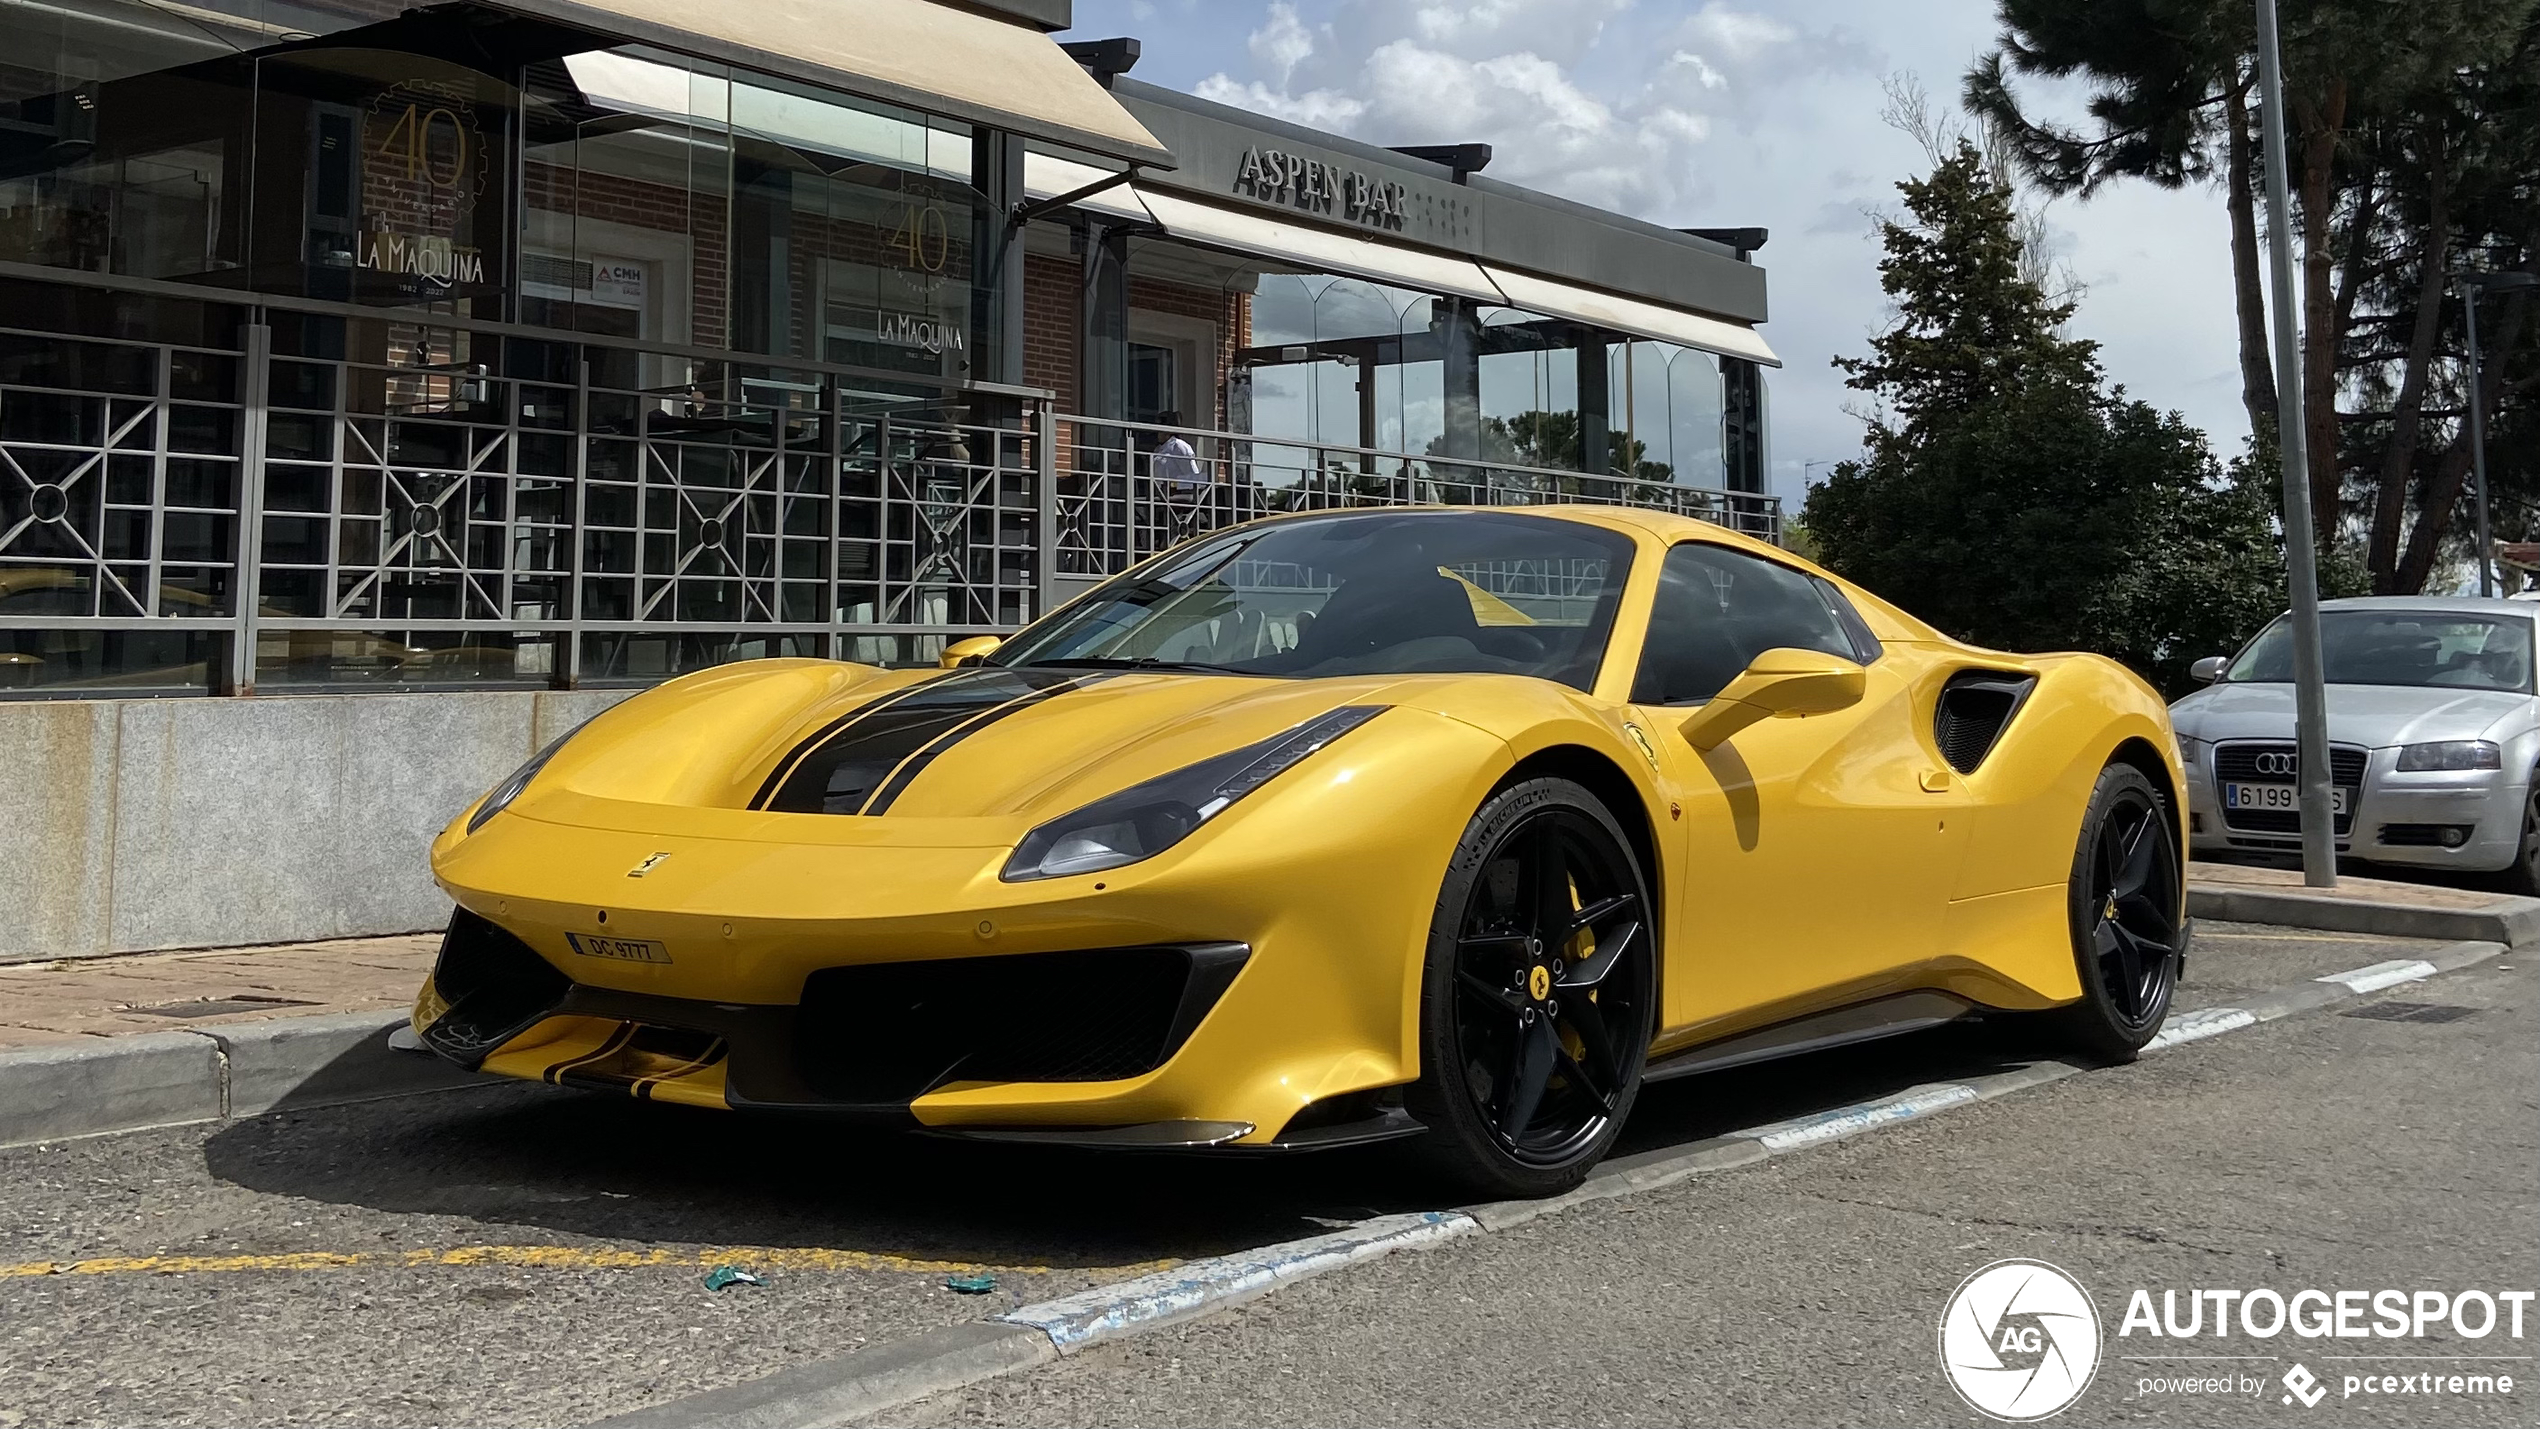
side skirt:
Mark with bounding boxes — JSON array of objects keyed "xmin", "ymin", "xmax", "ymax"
[{"xmin": 1642, "ymin": 991, "xmax": 1980, "ymax": 1084}]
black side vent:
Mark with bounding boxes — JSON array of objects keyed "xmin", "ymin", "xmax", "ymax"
[{"xmin": 1934, "ymin": 670, "xmax": 2038, "ymax": 774}]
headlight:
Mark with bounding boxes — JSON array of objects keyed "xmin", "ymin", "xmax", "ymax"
[
  {"xmin": 1002, "ymin": 706, "xmax": 1387, "ymax": 882},
  {"xmin": 2395, "ymin": 739, "xmax": 2502, "ymax": 772},
  {"xmin": 2175, "ymin": 733, "xmax": 2206, "ymax": 765},
  {"xmin": 465, "ymin": 732, "xmax": 575, "ymax": 833}
]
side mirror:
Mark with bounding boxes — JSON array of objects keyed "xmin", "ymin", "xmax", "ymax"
[
  {"xmin": 2189, "ymin": 655, "xmax": 2228, "ymax": 684},
  {"xmin": 940, "ymin": 635, "xmax": 1005, "ymax": 669},
  {"xmin": 1679, "ymin": 648, "xmax": 1867, "ymax": 751}
]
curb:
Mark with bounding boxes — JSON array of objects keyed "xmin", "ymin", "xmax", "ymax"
[
  {"xmin": 586, "ymin": 1213, "xmax": 1479, "ymax": 1429},
  {"xmin": 571, "ymin": 937, "xmax": 2518, "ymax": 1428},
  {"xmin": 0, "ymin": 1010, "xmax": 479, "ymax": 1149},
  {"xmin": 585, "ymin": 1321, "xmax": 1055, "ymax": 1429},
  {"xmin": 2186, "ymin": 882, "xmax": 2540, "ymax": 948}
]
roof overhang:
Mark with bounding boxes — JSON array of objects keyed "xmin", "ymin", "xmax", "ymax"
[
  {"xmin": 1020, "ymin": 176, "xmax": 1778, "ymax": 367},
  {"xmin": 1483, "ymin": 266, "xmax": 1780, "ymax": 368},
  {"xmin": 473, "ymin": 0, "xmax": 1172, "ymax": 168}
]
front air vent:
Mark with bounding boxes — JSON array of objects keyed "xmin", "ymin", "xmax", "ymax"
[{"xmin": 1934, "ymin": 670, "xmax": 2038, "ymax": 774}]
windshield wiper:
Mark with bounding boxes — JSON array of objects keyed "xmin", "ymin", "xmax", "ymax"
[{"xmin": 1024, "ymin": 656, "xmax": 1260, "ymax": 675}]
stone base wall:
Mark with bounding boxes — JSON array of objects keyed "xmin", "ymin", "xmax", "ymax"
[{"xmin": 0, "ymin": 690, "xmax": 634, "ymax": 963}]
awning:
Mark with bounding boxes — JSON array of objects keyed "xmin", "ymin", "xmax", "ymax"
[
  {"xmin": 480, "ymin": 0, "xmax": 1173, "ymax": 168},
  {"xmin": 1024, "ymin": 153, "xmax": 1155, "ymax": 224},
  {"xmin": 1136, "ymin": 190, "xmax": 1507, "ymax": 306},
  {"xmin": 1484, "ymin": 266, "xmax": 1779, "ymax": 367}
]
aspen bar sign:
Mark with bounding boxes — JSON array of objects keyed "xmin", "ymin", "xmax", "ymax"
[{"xmin": 1233, "ymin": 146, "xmax": 1407, "ymax": 230}]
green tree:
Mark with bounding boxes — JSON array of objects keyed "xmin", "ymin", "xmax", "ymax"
[
  {"xmin": 1804, "ymin": 144, "xmax": 2285, "ymax": 694},
  {"xmin": 1429, "ymin": 411, "xmax": 1675, "ymax": 484},
  {"xmin": 1968, "ymin": 0, "xmax": 2539, "ymax": 593}
]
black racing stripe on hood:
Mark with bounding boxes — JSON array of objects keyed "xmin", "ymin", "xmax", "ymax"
[
  {"xmin": 747, "ymin": 670, "xmax": 972, "ymax": 811},
  {"xmin": 760, "ymin": 668, "xmax": 1090, "ymax": 815},
  {"xmin": 858, "ymin": 674, "xmax": 1110, "ymax": 815}
]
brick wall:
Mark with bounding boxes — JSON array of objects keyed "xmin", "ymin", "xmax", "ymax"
[
  {"xmin": 1023, "ymin": 252, "xmax": 1077, "ymax": 411},
  {"xmin": 522, "ymin": 160, "xmax": 729, "ymax": 350}
]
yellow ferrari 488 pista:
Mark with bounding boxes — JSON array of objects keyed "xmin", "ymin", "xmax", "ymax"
[{"xmin": 411, "ymin": 505, "xmax": 2186, "ymax": 1196}]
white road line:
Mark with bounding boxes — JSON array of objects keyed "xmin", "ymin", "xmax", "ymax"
[
  {"xmin": 2147, "ymin": 1006, "xmax": 2259, "ymax": 1050},
  {"xmin": 997, "ymin": 1211, "xmax": 1478, "ymax": 1353},
  {"xmin": 2316, "ymin": 959, "xmax": 2439, "ymax": 994},
  {"xmin": 1742, "ymin": 1082, "xmax": 1979, "ymax": 1150}
]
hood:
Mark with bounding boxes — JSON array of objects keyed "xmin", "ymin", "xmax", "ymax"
[
  {"xmin": 2171, "ymin": 680, "xmax": 2531, "ymax": 748},
  {"xmin": 530, "ymin": 659, "xmax": 1446, "ymax": 831}
]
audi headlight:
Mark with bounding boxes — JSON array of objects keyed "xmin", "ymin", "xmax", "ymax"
[
  {"xmin": 1002, "ymin": 706, "xmax": 1387, "ymax": 882},
  {"xmin": 465, "ymin": 731, "xmax": 575, "ymax": 833},
  {"xmin": 2396, "ymin": 739, "xmax": 2502, "ymax": 772},
  {"xmin": 2175, "ymin": 732, "xmax": 2207, "ymax": 766}
]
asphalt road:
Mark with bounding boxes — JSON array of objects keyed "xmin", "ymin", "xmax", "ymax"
[{"xmin": 0, "ymin": 924, "xmax": 2528, "ymax": 1428}]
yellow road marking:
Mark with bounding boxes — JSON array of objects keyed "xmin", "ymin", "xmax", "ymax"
[{"xmin": 1, "ymin": 1245, "xmax": 1178, "ymax": 1280}]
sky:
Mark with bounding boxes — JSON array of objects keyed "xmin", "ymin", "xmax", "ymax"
[{"xmin": 1059, "ymin": 0, "xmax": 2249, "ymax": 516}]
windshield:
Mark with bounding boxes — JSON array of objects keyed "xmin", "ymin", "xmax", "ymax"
[
  {"xmin": 992, "ymin": 511, "xmax": 1636, "ymax": 689},
  {"xmin": 2225, "ymin": 610, "xmax": 2536, "ymax": 693}
]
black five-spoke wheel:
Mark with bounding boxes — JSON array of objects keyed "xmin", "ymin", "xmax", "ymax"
[
  {"xmin": 2054, "ymin": 762, "xmax": 2184, "ymax": 1060},
  {"xmin": 1413, "ymin": 778, "xmax": 1653, "ymax": 1195}
]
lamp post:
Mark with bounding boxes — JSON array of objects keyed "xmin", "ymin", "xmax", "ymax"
[
  {"xmin": 2453, "ymin": 270, "xmax": 2540, "ymax": 598},
  {"xmin": 2254, "ymin": 0, "xmax": 2338, "ymax": 887}
]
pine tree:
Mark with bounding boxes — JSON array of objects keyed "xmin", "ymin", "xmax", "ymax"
[{"xmin": 1804, "ymin": 145, "xmax": 2284, "ymax": 693}]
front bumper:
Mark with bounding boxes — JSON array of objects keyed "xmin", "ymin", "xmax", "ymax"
[
  {"xmin": 413, "ymin": 708, "xmax": 1505, "ymax": 1145},
  {"xmin": 2184, "ymin": 743, "xmax": 2527, "ymax": 871}
]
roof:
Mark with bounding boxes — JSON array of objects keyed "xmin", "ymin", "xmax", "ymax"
[{"xmin": 2319, "ymin": 596, "xmax": 2540, "ymax": 616}]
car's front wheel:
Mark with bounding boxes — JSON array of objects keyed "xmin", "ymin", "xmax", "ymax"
[
  {"xmin": 2499, "ymin": 778, "xmax": 2540, "ymax": 897},
  {"xmin": 2047, "ymin": 762, "xmax": 2185, "ymax": 1062},
  {"xmin": 1407, "ymin": 777, "xmax": 1654, "ymax": 1198}
]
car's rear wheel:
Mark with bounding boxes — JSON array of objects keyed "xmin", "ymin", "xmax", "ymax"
[
  {"xmin": 2047, "ymin": 762, "xmax": 2184, "ymax": 1062},
  {"xmin": 1408, "ymin": 777, "xmax": 1654, "ymax": 1198}
]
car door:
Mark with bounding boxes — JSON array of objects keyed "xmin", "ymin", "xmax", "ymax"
[{"xmin": 1626, "ymin": 542, "xmax": 1968, "ymax": 1034}]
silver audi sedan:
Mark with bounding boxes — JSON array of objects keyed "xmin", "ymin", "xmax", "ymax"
[{"xmin": 2171, "ymin": 597, "xmax": 2540, "ymax": 891}]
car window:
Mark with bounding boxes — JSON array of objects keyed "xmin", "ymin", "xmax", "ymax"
[
  {"xmin": 2226, "ymin": 611, "xmax": 2536, "ymax": 693},
  {"xmin": 1631, "ymin": 544, "xmax": 1861, "ymax": 705},
  {"xmin": 993, "ymin": 510, "xmax": 1635, "ymax": 691}
]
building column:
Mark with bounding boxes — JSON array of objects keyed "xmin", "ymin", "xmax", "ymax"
[
  {"xmin": 1724, "ymin": 357, "xmax": 1765, "ymax": 494},
  {"xmin": 1575, "ymin": 332, "xmax": 1608, "ymax": 474},
  {"xmin": 1079, "ymin": 220, "xmax": 1129, "ymax": 422},
  {"xmin": 1437, "ymin": 298, "xmax": 1481, "ymax": 461},
  {"xmin": 970, "ymin": 130, "xmax": 1027, "ymax": 392}
]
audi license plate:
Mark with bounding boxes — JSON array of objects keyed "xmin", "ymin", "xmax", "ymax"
[{"xmin": 2223, "ymin": 783, "xmax": 2350, "ymax": 816}]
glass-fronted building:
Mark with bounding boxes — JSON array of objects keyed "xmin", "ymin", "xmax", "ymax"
[
  {"xmin": 0, "ymin": 0, "xmax": 1776, "ymax": 699},
  {"xmin": 0, "ymin": 0, "xmax": 1780, "ymax": 959}
]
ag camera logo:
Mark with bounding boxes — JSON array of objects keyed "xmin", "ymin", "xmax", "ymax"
[{"xmin": 1940, "ymin": 1259, "xmax": 2104, "ymax": 1421}]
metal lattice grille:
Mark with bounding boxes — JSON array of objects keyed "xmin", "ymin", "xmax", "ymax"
[{"xmin": 2, "ymin": 298, "xmax": 1783, "ymax": 698}]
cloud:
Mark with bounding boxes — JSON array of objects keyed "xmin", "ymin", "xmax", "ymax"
[
  {"xmin": 1189, "ymin": 1, "xmax": 1860, "ymax": 217},
  {"xmin": 1247, "ymin": 2, "xmax": 1316, "ymax": 84},
  {"xmin": 1190, "ymin": 75, "xmax": 1369, "ymax": 129},
  {"xmin": 1099, "ymin": 0, "xmax": 2252, "ymax": 514}
]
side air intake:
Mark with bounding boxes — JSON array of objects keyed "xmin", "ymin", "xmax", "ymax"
[{"xmin": 1934, "ymin": 670, "xmax": 2038, "ymax": 774}]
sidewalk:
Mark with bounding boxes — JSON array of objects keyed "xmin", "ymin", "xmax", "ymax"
[
  {"xmin": 0, "ymin": 934, "xmax": 437, "ymax": 1051},
  {"xmin": 2187, "ymin": 859, "xmax": 2540, "ymax": 947}
]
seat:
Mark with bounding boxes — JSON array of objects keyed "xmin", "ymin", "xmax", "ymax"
[{"xmin": 1293, "ymin": 567, "xmax": 1481, "ymax": 664}]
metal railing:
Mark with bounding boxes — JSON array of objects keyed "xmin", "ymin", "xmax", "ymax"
[
  {"xmin": 0, "ymin": 292, "xmax": 1779, "ymax": 697},
  {"xmin": 1047, "ymin": 416, "xmax": 1780, "ymax": 582}
]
